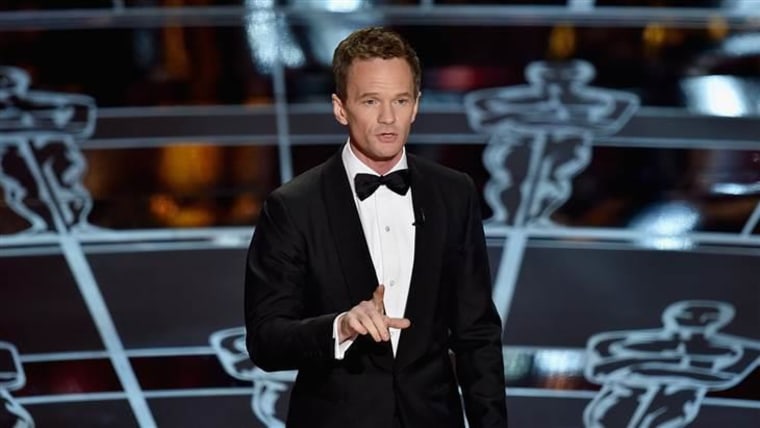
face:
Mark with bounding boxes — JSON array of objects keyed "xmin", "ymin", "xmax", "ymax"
[{"xmin": 332, "ymin": 57, "xmax": 420, "ymax": 175}]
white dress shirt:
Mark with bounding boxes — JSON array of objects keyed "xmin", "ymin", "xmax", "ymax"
[{"xmin": 333, "ymin": 141, "xmax": 416, "ymax": 358}]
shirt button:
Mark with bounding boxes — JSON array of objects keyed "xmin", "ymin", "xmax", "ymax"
[
  {"xmin": 390, "ymin": 280, "xmax": 396, "ymax": 287},
  {"xmin": 385, "ymin": 226, "xmax": 390, "ymax": 232}
]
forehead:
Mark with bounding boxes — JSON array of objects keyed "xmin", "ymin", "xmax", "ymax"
[{"xmin": 345, "ymin": 57, "xmax": 415, "ymax": 95}]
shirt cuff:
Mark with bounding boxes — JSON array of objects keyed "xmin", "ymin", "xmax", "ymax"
[{"xmin": 333, "ymin": 312, "xmax": 355, "ymax": 360}]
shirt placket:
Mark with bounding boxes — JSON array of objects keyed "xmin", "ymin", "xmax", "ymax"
[{"xmin": 377, "ymin": 188, "xmax": 402, "ymax": 353}]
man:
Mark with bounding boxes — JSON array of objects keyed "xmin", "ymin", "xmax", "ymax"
[{"xmin": 245, "ymin": 27, "xmax": 508, "ymax": 428}]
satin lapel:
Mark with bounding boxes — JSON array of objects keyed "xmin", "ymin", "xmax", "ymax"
[
  {"xmin": 322, "ymin": 151, "xmax": 394, "ymax": 368},
  {"xmin": 322, "ymin": 152, "xmax": 378, "ymax": 304},
  {"xmin": 396, "ymin": 155, "xmax": 444, "ymax": 370}
]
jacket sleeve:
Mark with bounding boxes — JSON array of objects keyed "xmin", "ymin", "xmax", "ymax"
[
  {"xmin": 450, "ymin": 175, "xmax": 509, "ymax": 427},
  {"xmin": 244, "ymin": 191, "xmax": 337, "ymax": 372}
]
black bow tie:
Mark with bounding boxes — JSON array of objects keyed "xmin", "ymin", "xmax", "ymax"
[{"xmin": 354, "ymin": 170, "xmax": 410, "ymax": 201}]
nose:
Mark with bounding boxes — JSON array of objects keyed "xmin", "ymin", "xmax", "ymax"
[{"xmin": 378, "ymin": 102, "xmax": 395, "ymax": 124}]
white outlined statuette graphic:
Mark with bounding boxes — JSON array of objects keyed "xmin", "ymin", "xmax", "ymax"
[
  {"xmin": 0, "ymin": 66, "xmax": 97, "ymax": 235},
  {"xmin": 584, "ymin": 300, "xmax": 760, "ymax": 427},
  {"xmin": 210, "ymin": 327, "xmax": 296, "ymax": 428},
  {"xmin": 464, "ymin": 60, "xmax": 639, "ymax": 226},
  {"xmin": 1, "ymin": 341, "xmax": 34, "ymax": 427}
]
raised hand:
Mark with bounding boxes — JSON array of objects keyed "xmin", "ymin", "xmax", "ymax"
[{"xmin": 338, "ymin": 284, "xmax": 411, "ymax": 343}]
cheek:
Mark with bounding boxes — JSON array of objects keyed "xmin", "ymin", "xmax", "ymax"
[{"xmin": 360, "ymin": 121, "xmax": 376, "ymax": 135}]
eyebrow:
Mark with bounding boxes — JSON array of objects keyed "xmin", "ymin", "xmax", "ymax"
[{"xmin": 357, "ymin": 91, "xmax": 414, "ymax": 99}]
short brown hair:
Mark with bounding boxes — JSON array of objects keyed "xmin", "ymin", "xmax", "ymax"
[{"xmin": 332, "ymin": 27, "xmax": 421, "ymax": 101}]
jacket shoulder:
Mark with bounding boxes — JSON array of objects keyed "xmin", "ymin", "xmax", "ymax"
[{"xmin": 268, "ymin": 159, "xmax": 332, "ymax": 207}]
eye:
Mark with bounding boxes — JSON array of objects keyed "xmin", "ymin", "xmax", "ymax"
[
  {"xmin": 363, "ymin": 99, "xmax": 377, "ymax": 106},
  {"xmin": 396, "ymin": 98, "xmax": 410, "ymax": 105}
]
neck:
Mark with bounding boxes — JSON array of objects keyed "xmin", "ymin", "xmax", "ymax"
[
  {"xmin": 369, "ymin": 160, "xmax": 398, "ymax": 176},
  {"xmin": 348, "ymin": 144, "xmax": 403, "ymax": 175}
]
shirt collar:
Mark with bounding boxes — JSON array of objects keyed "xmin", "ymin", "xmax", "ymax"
[{"xmin": 342, "ymin": 139, "xmax": 408, "ymax": 194}]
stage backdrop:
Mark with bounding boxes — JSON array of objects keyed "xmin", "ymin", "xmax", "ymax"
[{"xmin": 1, "ymin": 1, "xmax": 758, "ymax": 427}]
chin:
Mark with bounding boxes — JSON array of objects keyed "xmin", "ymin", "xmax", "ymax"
[{"xmin": 377, "ymin": 142, "xmax": 404, "ymax": 154}]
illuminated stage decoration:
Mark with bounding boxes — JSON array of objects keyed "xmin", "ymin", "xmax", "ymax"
[
  {"xmin": 210, "ymin": 327, "xmax": 295, "ymax": 427},
  {"xmin": 465, "ymin": 60, "xmax": 639, "ymax": 226},
  {"xmin": 0, "ymin": 66, "xmax": 97, "ymax": 235},
  {"xmin": 0, "ymin": 8, "xmax": 757, "ymax": 424},
  {"xmin": 0, "ymin": 341, "xmax": 33, "ymax": 427},
  {"xmin": 584, "ymin": 300, "xmax": 760, "ymax": 428}
]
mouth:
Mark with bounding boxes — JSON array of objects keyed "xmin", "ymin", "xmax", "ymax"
[{"xmin": 377, "ymin": 132, "xmax": 398, "ymax": 142}]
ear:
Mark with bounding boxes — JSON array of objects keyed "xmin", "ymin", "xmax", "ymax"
[
  {"xmin": 410, "ymin": 91, "xmax": 421, "ymax": 123},
  {"xmin": 332, "ymin": 94, "xmax": 348, "ymax": 126}
]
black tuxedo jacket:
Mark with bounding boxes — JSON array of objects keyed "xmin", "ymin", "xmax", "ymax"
[{"xmin": 245, "ymin": 150, "xmax": 508, "ymax": 427}]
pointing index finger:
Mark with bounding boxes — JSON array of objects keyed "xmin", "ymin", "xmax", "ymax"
[{"xmin": 372, "ymin": 284, "xmax": 386, "ymax": 314}]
